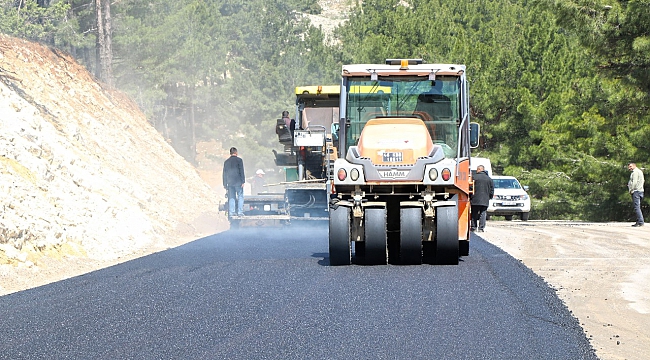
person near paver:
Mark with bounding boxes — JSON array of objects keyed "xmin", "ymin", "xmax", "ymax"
[
  {"xmin": 471, "ymin": 164, "xmax": 494, "ymax": 232},
  {"xmin": 223, "ymin": 147, "xmax": 246, "ymax": 216},
  {"xmin": 627, "ymin": 162, "xmax": 645, "ymax": 227},
  {"xmin": 281, "ymin": 110, "xmax": 296, "ymax": 137},
  {"xmin": 251, "ymin": 169, "xmax": 266, "ymax": 195},
  {"xmin": 281, "ymin": 110, "xmax": 290, "ymax": 128}
]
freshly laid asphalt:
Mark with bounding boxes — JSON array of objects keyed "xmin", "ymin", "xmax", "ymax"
[{"xmin": 0, "ymin": 225, "xmax": 597, "ymax": 360}]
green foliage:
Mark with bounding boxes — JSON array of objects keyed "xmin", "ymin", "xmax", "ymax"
[
  {"xmin": 0, "ymin": 0, "xmax": 75, "ymax": 45},
  {"xmin": 290, "ymin": 0, "xmax": 323, "ymax": 14},
  {"xmin": 336, "ymin": 0, "xmax": 648, "ymax": 221},
  {"xmin": 504, "ymin": 157, "xmax": 636, "ymax": 221},
  {"xmin": 2, "ymin": 0, "xmax": 648, "ymax": 221},
  {"xmin": 110, "ymin": 0, "xmax": 338, "ymax": 173},
  {"xmin": 544, "ymin": 0, "xmax": 650, "ymax": 93}
]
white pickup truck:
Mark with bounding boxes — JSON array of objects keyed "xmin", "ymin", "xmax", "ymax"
[{"xmin": 487, "ymin": 175, "xmax": 531, "ymax": 221}]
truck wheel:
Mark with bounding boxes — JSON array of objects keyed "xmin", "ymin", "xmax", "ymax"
[
  {"xmin": 459, "ymin": 240, "xmax": 469, "ymax": 257},
  {"xmin": 329, "ymin": 206, "xmax": 351, "ymax": 266},
  {"xmin": 436, "ymin": 201, "xmax": 459, "ymax": 265},
  {"xmin": 400, "ymin": 207, "xmax": 422, "ymax": 265},
  {"xmin": 422, "ymin": 242, "xmax": 436, "ymax": 264},
  {"xmin": 364, "ymin": 208, "xmax": 388, "ymax": 265},
  {"xmin": 521, "ymin": 212, "xmax": 530, "ymax": 221}
]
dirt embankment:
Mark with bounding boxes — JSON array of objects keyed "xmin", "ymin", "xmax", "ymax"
[{"xmin": 0, "ymin": 34, "xmax": 229, "ymax": 295}]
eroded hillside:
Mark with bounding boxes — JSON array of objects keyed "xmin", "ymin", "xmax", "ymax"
[{"xmin": 0, "ymin": 35, "xmax": 227, "ymax": 293}]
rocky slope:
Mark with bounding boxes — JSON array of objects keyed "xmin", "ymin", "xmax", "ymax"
[
  {"xmin": 303, "ymin": 0, "xmax": 350, "ymax": 44},
  {"xmin": 0, "ymin": 35, "xmax": 227, "ymax": 294}
]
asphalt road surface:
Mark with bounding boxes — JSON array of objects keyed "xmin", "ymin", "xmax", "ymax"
[{"xmin": 1, "ymin": 225, "xmax": 596, "ymax": 359}]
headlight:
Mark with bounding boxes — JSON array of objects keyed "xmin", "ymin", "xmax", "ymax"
[
  {"xmin": 429, "ymin": 168, "xmax": 438, "ymax": 181},
  {"xmin": 350, "ymin": 168, "xmax": 360, "ymax": 181},
  {"xmin": 337, "ymin": 168, "xmax": 347, "ymax": 181}
]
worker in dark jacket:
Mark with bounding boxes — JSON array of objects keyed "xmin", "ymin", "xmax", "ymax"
[
  {"xmin": 471, "ymin": 164, "xmax": 494, "ymax": 232},
  {"xmin": 223, "ymin": 147, "xmax": 246, "ymax": 216}
]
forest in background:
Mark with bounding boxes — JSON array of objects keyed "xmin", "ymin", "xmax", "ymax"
[{"xmin": 1, "ymin": 0, "xmax": 648, "ymax": 221}]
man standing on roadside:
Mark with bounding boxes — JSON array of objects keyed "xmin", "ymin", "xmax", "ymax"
[
  {"xmin": 471, "ymin": 164, "xmax": 494, "ymax": 232},
  {"xmin": 223, "ymin": 147, "xmax": 245, "ymax": 217},
  {"xmin": 628, "ymin": 162, "xmax": 645, "ymax": 227}
]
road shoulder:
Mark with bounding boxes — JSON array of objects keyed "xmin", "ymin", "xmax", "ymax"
[{"xmin": 477, "ymin": 221, "xmax": 650, "ymax": 360}]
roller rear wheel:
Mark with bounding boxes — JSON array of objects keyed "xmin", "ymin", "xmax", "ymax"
[
  {"xmin": 436, "ymin": 202, "xmax": 459, "ymax": 265},
  {"xmin": 400, "ymin": 207, "xmax": 422, "ymax": 265},
  {"xmin": 329, "ymin": 206, "xmax": 351, "ymax": 266},
  {"xmin": 364, "ymin": 208, "xmax": 388, "ymax": 265}
]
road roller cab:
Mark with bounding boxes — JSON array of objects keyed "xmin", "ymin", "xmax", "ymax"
[{"xmin": 328, "ymin": 59, "xmax": 479, "ymax": 265}]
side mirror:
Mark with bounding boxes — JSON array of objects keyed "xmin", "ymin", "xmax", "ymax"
[
  {"xmin": 524, "ymin": 185, "xmax": 529, "ymax": 192},
  {"xmin": 470, "ymin": 122, "xmax": 480, "ymax": 148}
]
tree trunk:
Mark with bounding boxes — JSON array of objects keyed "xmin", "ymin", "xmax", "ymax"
[
  {"xmin": 190, "ymin": 93, "xmax": 197, "ymax": 164},
  {"xmin": 95, "ymin": 0, "xmax": 113, "ymax": 86}
]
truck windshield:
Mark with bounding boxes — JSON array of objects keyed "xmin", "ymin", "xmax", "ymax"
[
  {"xmin": 494, "ymin": 179, "xmax": 522, "ymax": 189},
  {"xmin": 345, "ymin": 76, "xmax": 461, "ymax": 158}
]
